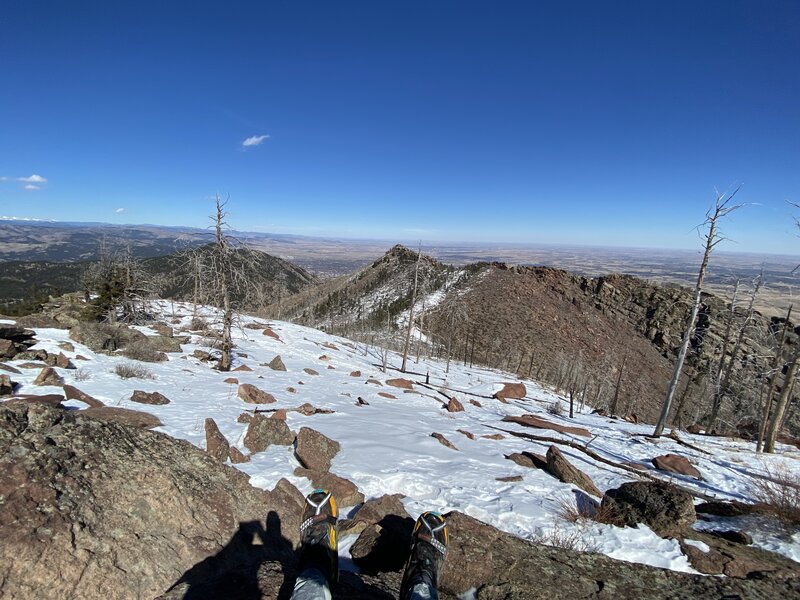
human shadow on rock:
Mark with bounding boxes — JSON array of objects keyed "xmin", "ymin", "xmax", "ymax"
[{"xmin": 163, "ymin": 511, "xmax": 297, "ymax": 600}]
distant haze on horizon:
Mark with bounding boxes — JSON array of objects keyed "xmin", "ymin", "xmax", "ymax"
[{"xmin": 1, "ymin": 1, "xmax": 798, "ymax": 255}]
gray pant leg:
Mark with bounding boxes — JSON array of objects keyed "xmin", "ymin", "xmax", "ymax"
[
  {"xmin": 406, "ymin": 581, "xmax": 438, "ymax": 600},
  {"xmin": 290, "ymin": 567, "xmax": 331, "ymax": 600}
]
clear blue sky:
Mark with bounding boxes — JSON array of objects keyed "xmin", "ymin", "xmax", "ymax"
[{"xmin": 1, "ymin": 1, "xmax": 798, "ymax": 254}]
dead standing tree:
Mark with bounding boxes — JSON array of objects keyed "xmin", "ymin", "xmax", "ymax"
[
  {"xmin": 400, "ymin": 244, "xmax": 422, "ymax": 373},
  {"xmin": 203, "ymin": 196, "xmax": 262, "ymax": 371},
  {"xmin": 653, "ymin": 188, "xmax": 743, "ymax": 437},
  {"xmin": 707, "ymin": 271, "xmax": 763, "ymax": 432}
]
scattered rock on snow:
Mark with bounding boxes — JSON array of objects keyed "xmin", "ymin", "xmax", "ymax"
[
  {"xmin": 431, "ymin": 432, "xmax": 458, "ymax": 450},
  {"xmin": 303, "ymin": 368, "xmax": 319, "ymax": 376},
  {"xmin": 33, "ymin": 366, "xmax": 63, "ymax": 386},
  {"xmin": 237, "ymin": 412, "xmax": 252, "ymax": 424},
  {"xmin": 456, "ymin": 429, "xmax": 475, "ymax": 440},
  {"xmin": 294, "ymin": 427, "xmax": 340, "ymax": 472},
  {"xmin": 0, "ymin": 362, "xmax": 23, "ymax": 374},
  {"xmin": 131, "ymin": 390, "xmax": 171, "ymax": 405},
  {"xmin": 695, "ymin": 500, "xmax": 756, "ymax": 518},
  {"xmin": 482, "ymin": 433, "xmax": 504, "ymax": 440},
  {"xmin": 651, "ymin": 454, "xmax": 702, "ymax": 480},
  {"xmin": 496, "ymin": 475, "xmax": 524, "ymax": 482},
  {"xmin": 545, "ymin": 445, "xmax": 603, "ymax": 497},
  {"xmin": 62, "ymin": 384, "xmax": 104, "ymax": 407},
  {"xmin": 506, "ymin": 451, "xmax": 547, "ymax": 470},
  {"xmin": 223, "ymin": 377, "xmax": 238, "ymax": 384},
  {"xmin": 262, "ymin": 327, "xmax": 281, "ymax": 341},
  {"xmin": 493, "ymin": 382, "xmax": 526, "ymax": 400},
  {"xmin": 377, "ymin": 392, "xmax": 396, "ymax": 399},
  {"xmin": 233, "ymin": 364, "xmax": 252, "ymax": 372},
  {"xmin": 445, "ymin": 398, "xmax": 465, "ymax": 412},
  {"xmin": 386, "ymin": 378, "xmax": 414, "ymax": 389},
  {"xmin": 470, "ymin": 399, "xmax": 482, "ymax": 408},
  {"xmin": 57, "ymin": 341, "xmax": 76, "ymax": 352},
  {"xmin": 267, "ymin": 355, "xmax": 287, "ymax": 371},
  {"xmin": 204, "ymin": 418, "xmax": 230, "ymax": 462},
  {"xmin": 237, "ymin": 383, "xmax": 276, "ymax": 404},
  {"xmin": 350, "ymin": 370, "xmax": 361, "ymax": 377},
  {"xmin": 502, "ymin": 414, "xmax": 592, "ymax": 438}
]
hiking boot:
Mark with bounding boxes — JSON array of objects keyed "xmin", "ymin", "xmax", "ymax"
[
  {"xmin": 298, "ymin": 489, "xmax": 339, "ymax": 586},
  {"xmin": 399, "ymin": 511, "xmax": 448, "ymax": 598}
]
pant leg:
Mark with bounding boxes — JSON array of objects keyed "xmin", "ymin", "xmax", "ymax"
[{"xmin": 290, "ymin": 567, "xmax": 332, "ymax": 600}]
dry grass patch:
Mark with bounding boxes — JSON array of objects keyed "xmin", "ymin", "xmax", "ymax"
[
  {"xmin": 114, "ymin": 362, "xmax": 155, "ymax": 380},
  {"xmin": 753, "ymin": 465, "xmax": 800, "ymax": 530}
]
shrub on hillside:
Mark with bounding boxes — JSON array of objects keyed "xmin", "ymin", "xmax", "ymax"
[
  {"xmin": 753, "ymin": 466, "xmax": 800, "ymax": 529},
  {"xmin": 114, "ymin": 362, "xmax": 155, "ymax": 379}
]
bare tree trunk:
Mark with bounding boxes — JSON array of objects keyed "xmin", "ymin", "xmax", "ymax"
[
  {"xmin": 610, "ymin": 352, "xmax": 627, "ymax": 416},
  {"xmin": 400, "ymin": 245, "xmax": 421, "ymax": 372},
  {"xmin": 653, "ymin": 189, "xmax": 742, "ymax": 437},
  {"xmin": 757, "ymin": 304, "xmax": 793, "ymax": 452},
  {"xmin": 764, "ymin": 350, "xmax": 800, "ymax": 453}
]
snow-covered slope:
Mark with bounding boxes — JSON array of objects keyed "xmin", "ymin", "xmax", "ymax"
[{"xmin": 4, "ymin": 300, "xmax": 799, "ymax": 573}]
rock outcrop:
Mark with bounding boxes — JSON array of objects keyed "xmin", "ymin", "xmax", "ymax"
[
  {"xmin": 0, "ymin": 403, "xmax": 270, "ymax": 600},
  {"xmin": 3, "ymin": 403, "xmax": 796, "ymax": 600}
]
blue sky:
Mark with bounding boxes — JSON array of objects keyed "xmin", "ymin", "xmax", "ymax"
[{"xmin": 1, "ymin": 1, "xmax": 798, "ymax": 254}]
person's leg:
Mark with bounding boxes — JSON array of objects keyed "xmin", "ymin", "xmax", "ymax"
[
  {"xmin": 399, "ymin": 512, "xmax": 448, "ymax": 600},
  {"xmin": 290, "ymin": 490, "xmax": 339, "ymax": 600}
]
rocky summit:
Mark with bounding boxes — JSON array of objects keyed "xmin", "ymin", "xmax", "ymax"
[{"xmin": 1, "ymin": 402, "xmax": 797, "ymax": 600}]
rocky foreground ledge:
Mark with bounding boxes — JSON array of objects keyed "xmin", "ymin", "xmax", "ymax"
[{"xmin": 0, "ymin": 402, "xmax": 797, "ymax": 600}]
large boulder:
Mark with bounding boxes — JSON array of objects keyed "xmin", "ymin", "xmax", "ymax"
[
  {"xmin": 294, "ymin": 427, "xmax": 340, "ymax": 472},
  {"xmin": 493, "ymin": 382, "xmax": 527, "ymax": 400},
  {"xmin": 130, "ymin": 390, "xmax": 171, "ymax": 405},
  {"xmin": 243, "ymin": 414, "xmax": 294, "ymax": 454},
  {"xmin": 651, "ymin": 454, "xmax": 702, "ymax": 480},
  {"xmin": 69, "ymin": 322, "xmax": 146, "ymax": 352},
  {"xmin": 600, "ymin": 481, "xmax": 695, "ymax": 537},
  {"xmin": 0, "ymin": 402, "xmax": 271, "ymax": 600}
]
